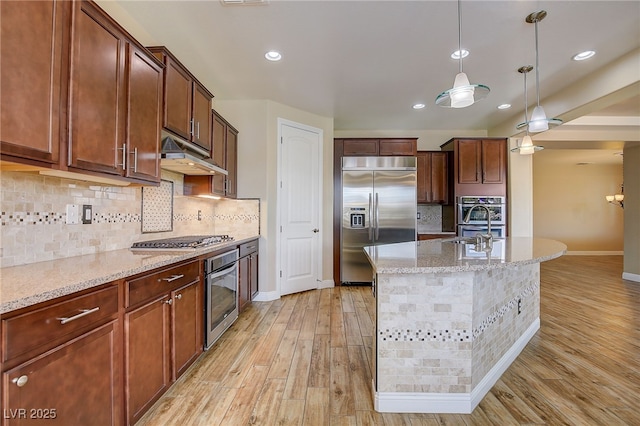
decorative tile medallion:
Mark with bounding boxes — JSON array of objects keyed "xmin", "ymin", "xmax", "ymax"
[{"xmin": 141, "ymin": 180, "xmax": 173, "ymax": 233}]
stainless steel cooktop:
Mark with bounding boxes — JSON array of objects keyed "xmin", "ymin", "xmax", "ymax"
[{"xmin": 131, "ymin": 235, "xmax": 234, "ymax": 250}]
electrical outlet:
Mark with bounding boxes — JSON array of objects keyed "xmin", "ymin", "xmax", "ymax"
[
  {"xmin": 417, "ymin": 212, "xmax": 421, "ymax": 220},
  {"xmin": 197, "ymin": 210, "xmax": 202, "ymax": 221},
  {"xmin": 65, "ymin": 204, "xmax": 80, "ymax": 225},
  {"xmin": 82, "ymin": 205, "xmax": 92, "ymax": 224},
  {"xmin": 517, "ymin": 298, "xmax": 522, "ymax": 314}
]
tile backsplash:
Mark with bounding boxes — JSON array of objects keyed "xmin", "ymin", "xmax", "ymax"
[
  {"xmin": 417, "ymin": 204, "xmax": 443, "ymax": 233},
  {"xmin": 0, "ymin": 170, "xmax": 259, "ymax": 268}
]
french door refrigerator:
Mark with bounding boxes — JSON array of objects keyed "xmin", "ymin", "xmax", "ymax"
[{"xmin": 341, "ymin": 156, "xmax": 417, "ymax": 284}]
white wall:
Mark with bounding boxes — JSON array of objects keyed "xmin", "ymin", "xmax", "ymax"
[{"xmin": 214, "ymin": 99, "xmax": 334, "ymax": 296}]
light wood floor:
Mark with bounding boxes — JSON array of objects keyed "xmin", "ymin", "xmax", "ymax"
[{"xmin": 136, "ymin": 256, "xmax": 640, "ymax": 425}]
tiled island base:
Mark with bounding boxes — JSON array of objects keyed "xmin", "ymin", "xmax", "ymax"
[{"xmin": 374, "ymin": 263, "xmax": 541, "ymax": 413}]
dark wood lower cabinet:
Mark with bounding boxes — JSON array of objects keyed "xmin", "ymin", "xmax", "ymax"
[
  {"xmin": 171, "ymin": 280, "xmax": 202, "ymax": 380},
  {"xmin": 238, "ymin": 239, "xmax": 259, "ymax": 313},
  {"xmin": 2, "ymin": 321, "xmax": 121, "ymax": 426},
  {"xmin": 125, "ymin": 296, "xmax": 171, "ymax": 425}
]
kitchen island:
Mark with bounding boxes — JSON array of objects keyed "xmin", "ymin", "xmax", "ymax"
[{"xmin": 364, "ymin": 237, "xmax": 566, "ymax": 414}]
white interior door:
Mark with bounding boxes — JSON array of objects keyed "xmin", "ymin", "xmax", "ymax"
[{"xmin": 279, "ymin": 120, "xmax": 322, "ymax": 296}]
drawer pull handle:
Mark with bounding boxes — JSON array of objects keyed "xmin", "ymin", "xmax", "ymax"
[
  {"xmin": 161, "ymin": 274, "xmax": 184, "ymax": 283},
  {"xmin": 57, "ymin": 307, "xmax": 100, "ymax": 325},
  {"xmin": 12, "ymin": 375, "xmax": 28, "ymax": 387},
  {"xmin": 245, "ymin": 245, "xmax": 256, "ymax": 250}
]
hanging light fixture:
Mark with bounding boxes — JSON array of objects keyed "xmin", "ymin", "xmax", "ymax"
[
  {"xmin": 511, "ymin": 66, "xmax": 543, "ymax": 155},
  {"xmin": 517, "ymin": 10, "xmax": 562, "ymax": 132},
  {"xmin": 435, "ymin": 0, "xmax": 489, "ymax": 108},
  {"xmin": 605, "ymin": 184, "xmax": 624, "ymax": 208}
]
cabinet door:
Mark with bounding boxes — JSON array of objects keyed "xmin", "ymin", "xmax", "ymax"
[
  {"xmin": 171, "ymin": 280, "xmax": 202, "ymax": 381},
  {"xmin": 68, "ymin": 0, "xmax": 126, "ymax": 175},
  {"xmin": 238, "ymin": 256, "xmax": 250, "ymax": 313},
  {"xmin": 125, "ymin": 296, "xmax": 171, "ymax": 425},
  {"xmin": 211, "ymin": 112, "xmax": 226, "ymax": 196},
  {"xmin": 125, "ymin": 44, "xmax": 162, "ymax": 183},
  {"xmin": 163, "ymin": 56, "xmax": 192, "ymax": 140},
  {"xmin": 249, "ymin": 253, "xmax": 259, "ymax": 300},
  {"xmin": 430, "ymin": 152, "xmax": 449, "ymax": 204},
  {"xmin": 3, "ymin": 321, "xmax": 121, "ymax": 426},
  {"xmin": 457, "ymin": 140, "xmax": 482, "ymax": 184},
  {"xmin": 416, "ymin": 152, "xmax": 430, "ymax": 203},
  {"xmin": 481, "ymin": 139, "xmax": 505, "ymax": 184},
  {"xmin": 0, "ymin": 0, "xmax": 69, "ymax": 165},
  {"xmin": 379, "ymin": 139, "xmax": 417, "ymax": 156},
  {"xmin": 342, "ymin": 139, "xmax": 379, "ymax": 156},
  {"xmin": 225, "ymin": 126, "xmax": 238, "ymax": 199},
  {"xmin": 191, "ymin": 83, "xmax": 212, "ymax": 152}
]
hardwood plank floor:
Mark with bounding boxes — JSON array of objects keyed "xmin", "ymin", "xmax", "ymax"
[{"xmin": 136, "ymin": 256, "xmax": 640, "ymax": 425}]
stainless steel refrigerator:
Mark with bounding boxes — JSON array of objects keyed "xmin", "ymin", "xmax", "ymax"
[{"xmin": 341, "ymin": 156, "xmax": 417, "ymax": 284}]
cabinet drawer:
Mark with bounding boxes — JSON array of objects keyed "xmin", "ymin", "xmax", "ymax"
[
  {"xmin": 239, "ymin": 240, "xmax": 259, "ymax": 257},
  {"xmin": 126, "ymin": 259, "xmax": 200, "ymax": 308},
  {"xmin": 2, "ymin": 284, "xmax": 119, "ymax": 362}
]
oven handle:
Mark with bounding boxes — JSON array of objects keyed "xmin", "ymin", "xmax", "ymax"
[{"xmin": 208, "ymin": 262, "xmax": 238, "ymax": 280}]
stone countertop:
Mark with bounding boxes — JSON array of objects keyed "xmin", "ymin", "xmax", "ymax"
[
  {"xmin": 0, "ymin": 235, "xmax": 260, "ymax": 315},
  {"xmin": 364, "ymin": 237, "xmax": 566, "ymax": 274}
]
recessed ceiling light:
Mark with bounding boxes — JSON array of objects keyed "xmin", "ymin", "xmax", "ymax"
[
  {"xmin": 572, "ymin": 50, "xmax": 595, "ymax": 61},
  {"xmin": 265, "ymin": 50, "xmax": 282, "ymax": 61},
  {"xmin": 497, "ymin": 104, "xmax": 511, "ymax": 110},
  {"xmin": 450, "ymin": 49, "xmax": 469, "ymax": 60},
  {"xmin": 413, "ymin": 103, "xmax": 426, "ymax": 110}
]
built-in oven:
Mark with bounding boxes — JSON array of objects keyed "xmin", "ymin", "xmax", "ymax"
[
  {"xmin": 457, "ymin": 224, "xmax": 506, "ymax": 239},
  {"xmin": 204, "ymin": 249, "xmax": 239, "ymax": 350},
  {"xmin": 456, "ymin": 196, "xmax": 506, "ymax": 225}
]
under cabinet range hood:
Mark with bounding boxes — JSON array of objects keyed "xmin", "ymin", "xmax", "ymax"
[{"xmin": 160, "ymin": 132, "xmax": 227, "ymax": 176}]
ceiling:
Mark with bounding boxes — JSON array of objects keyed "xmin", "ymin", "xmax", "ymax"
[{"xmin": 105, "ymin": 0, "xmax": 639, "ymax": 156}]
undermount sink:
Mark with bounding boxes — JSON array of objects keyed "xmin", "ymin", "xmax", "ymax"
[{"xmin": 440, "ymin": 237, "xmax": 476, "ymax": 244}]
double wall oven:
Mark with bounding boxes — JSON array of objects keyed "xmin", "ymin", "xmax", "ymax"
[{"xmin": 456, "ymin": 196, "xmax": 506, "ymax": 238}]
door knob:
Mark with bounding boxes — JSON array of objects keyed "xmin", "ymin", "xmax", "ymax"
[{"xmin": 312, "ymin": 228, "xmax": 319, "ymax": 233}]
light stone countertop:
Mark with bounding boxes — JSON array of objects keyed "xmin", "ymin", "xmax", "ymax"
[
  {"xmin": 364, "ymin": 237, "xmax": 566, "ymax": 274},
  {"xmin": 0, "ymin": 234, "xmax": 260, "ymax": 314}
]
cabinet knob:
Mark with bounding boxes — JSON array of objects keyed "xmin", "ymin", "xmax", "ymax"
[
  {"xmin": 12, "ymin": 375, "xmax": 28, "ymax": 387},
  {"xmin": 165, "ymin": 299, "xmax": 173, "ymax": 305},
  {"xmin": 175, "ymin": 294, "xmax": 182, "ymax": 300}
]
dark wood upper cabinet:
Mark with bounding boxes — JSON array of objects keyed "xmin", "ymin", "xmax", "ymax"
[
  {"xmin": 0, "ymin": 0, "xmax": 71, "ymax": 165},
  {"xmin": 441, "ymin": 137, "xmax": 507, "ymax": 197},
  {"xmin": 417, "ymin": 151, "xmax": 450, "ymax": 205},
  {"xmin": 148, "ymin": 46, "xmax": 213, "ymax": 154},
  {"xmin": 342, "ymin": 139, "xmax": 379, "ymax": 156},
  {"xmin": 379, "ymin": 138, "xmax": 418, "ymax": 156},
  {"xmin": 340, "ymin": 138, "xmax": 417, "ymax": 157},
  {"xmin": 125, "ymin": 44, "xmax": 163, "ymax": 183},
  {"xmin": 68, "ymin": 0, "xmax": 127, "ymax": 175}
]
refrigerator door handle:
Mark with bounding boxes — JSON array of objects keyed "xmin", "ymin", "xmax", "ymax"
[
  {"xmin": 375, "ymin": 192, "xmax": 380, "ymax": 241},
  {"xmin": 368, "ymin": 193, "xmax": 373, "ymax": 241}
]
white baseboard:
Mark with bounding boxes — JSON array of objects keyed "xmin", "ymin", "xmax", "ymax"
[
  {"xmin": 622, "ymin": 272, "xmax": 640, "ymax": 283},
  {"xmin": 374, "ymin": 318, "xmax": 540, "ymax": 414},
  {"xmin": 566, "ymin": 251, "xmax": 623, "ymax": 255},
  {"xmin": 252, "ymin": 290, "xmax": 280, "ymax": 302}
]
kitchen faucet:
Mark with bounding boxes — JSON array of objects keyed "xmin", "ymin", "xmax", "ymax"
[{"xmin": 463, "ymin": 204, "xmax": 493, "ymax": 251}]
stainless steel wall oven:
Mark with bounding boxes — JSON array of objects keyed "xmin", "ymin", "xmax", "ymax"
[
  {"xmin": 204, "ymin": 249, "xmax": 239, "ymax": 349},
  {"xmin": 456, "ymin": 196, "xmax": 506, "ymax": 237}
]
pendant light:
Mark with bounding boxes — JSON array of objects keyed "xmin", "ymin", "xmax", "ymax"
[
  {"xmin": 517, "ymin": 10, "xmax": 562, "ymax": 132},
  {"xmin": 435, "ymin": 0, "xmax": 489, "ymax": 108},
  {"xmin": 511, "ymin": 66, "xmax": 543, "ymax": 155}
]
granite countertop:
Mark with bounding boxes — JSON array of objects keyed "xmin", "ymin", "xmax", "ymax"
[
  {"xmin": 0, "ymin": 234, "xmax": 260, "ymax": 315},
  {"xmin": 364, "ymin": 237, "xmax": 566, "ymax": 274}
]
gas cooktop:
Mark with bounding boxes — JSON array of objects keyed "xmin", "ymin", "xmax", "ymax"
[{"xmin": 131, "ymin": 235, "xmax": 234, "ymax": 250}]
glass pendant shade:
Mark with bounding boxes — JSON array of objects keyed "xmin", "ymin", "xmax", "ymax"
[
  {"xmin": 450, "ymin": 73, "xmax": 475, "ymax": 108},
  {"xmin": 528, "ymin": 105, "xmax": 549, "ymax": 132},
  {"xmin": 605, "ymin": 195, "xmax": 615, "ymax": 202},
  {"xmin": 519, "ymin": 135, "xmax": 535, "ymax": 155}
]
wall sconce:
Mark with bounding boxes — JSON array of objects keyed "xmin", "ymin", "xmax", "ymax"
[{"xmin": 605, "ymin": 184, "xmax": 624, "ymax": 208}]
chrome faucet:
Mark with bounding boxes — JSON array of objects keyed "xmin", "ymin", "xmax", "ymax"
[{"xmin": 463, "ymin": 204, "xmax": 493, "ymax": 251}]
